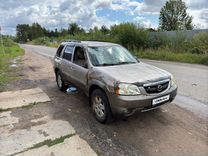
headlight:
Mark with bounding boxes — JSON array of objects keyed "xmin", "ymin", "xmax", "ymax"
[
  {"xmin": 115, "ymin": 83, "xmax": 141, "ymax": 95},
  {"xmin": 171, "ymin": 75, "xmax": 177, "ymax": 87}
]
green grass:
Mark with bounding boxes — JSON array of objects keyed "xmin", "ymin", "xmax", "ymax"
[
  {"xmin": 0, "ymin": 38, "xmax": 25, "ymax": 89},
  {"xmin": 12, "ymin": 134, "xmax": 75, "ymax": 156},
  {"xmin": 32, "ymin": 134, "xmax": 75, "ymax": 149},
  {"xmin": 0, "ymin": 108, "xmax": 10, "ymax": 113},
  {"xmin": 136, "ymin": 49, "xmax": 208, "ymax": 65}
]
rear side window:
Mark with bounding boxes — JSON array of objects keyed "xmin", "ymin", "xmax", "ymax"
[
  {"xmin": 56, "ymin": 45, "xmax": 64, "ymax": 57},
  {"xmin": 63, "ymin": 45, "xmax": 74, "ymax": 61}
]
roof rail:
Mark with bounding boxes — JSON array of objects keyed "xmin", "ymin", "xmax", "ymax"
[{"xmin": 63, "ymin": 40, "xmax": 81, "ymax": 43}]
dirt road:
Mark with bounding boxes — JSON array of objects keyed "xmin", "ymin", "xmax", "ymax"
[{"xmin": 2, "ymin": 44, "xmax": 207, "ymax": 155}]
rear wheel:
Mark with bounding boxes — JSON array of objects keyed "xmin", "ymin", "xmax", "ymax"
[
  {"xmin": 56, "ymin": 71, "xmax": 68, "ymax": 91},
  {"xmin": 91, "ymin": 89, "xmax": 113, "ymax": 123}
]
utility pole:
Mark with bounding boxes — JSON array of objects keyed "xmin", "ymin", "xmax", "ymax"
[{"xmin": 0, "ymin": 25, "xmax": 5, "ymax": 54}]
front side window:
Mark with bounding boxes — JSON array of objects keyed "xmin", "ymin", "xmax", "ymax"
[
  {"xmin": 73, "ymin": 47, "xmax": 87, "ymax": 68},
  {"xmin": 63, "ymin": 45, "xmax": 74, "ymax": 61},
  {"xmin": 88, "ymin": 46, "xmax": 137, "ymax": 66}
]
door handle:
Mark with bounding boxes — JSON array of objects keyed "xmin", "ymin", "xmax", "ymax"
[{"xmin": 70, "ymin": 67, "xmax": 75, "ymax": 71}]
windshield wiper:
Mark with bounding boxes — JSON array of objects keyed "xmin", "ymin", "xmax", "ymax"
[
  {"xmin": 117, "ymin": 61, "xmax": 137, "ymax": 65},
  {"xmin": 97, "ymin": 63, "xmax": 118, "ymax": 66},
  {"xmin": 97, "ymin": 62, "xmax": 136, "ymax": 66}
]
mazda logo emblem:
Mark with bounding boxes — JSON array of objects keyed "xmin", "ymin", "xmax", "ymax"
[{"xmin": 157, "ymin": 85, "xmax": 163, "ymax": 91}]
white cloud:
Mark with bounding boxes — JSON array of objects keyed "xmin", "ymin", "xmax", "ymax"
[
  {"xmin": 0, "ymin": 0, "xmax": 207, "ymax": 35},
  {"xmin": 133, "ymin": 0, "xmax": 166, "ymax": 15},
  {"xmin": 133, "ymin": 16, "xmax": 157, "ymax": 29},
  {"xmin": 0, "ymin": 0, "xmax": 118, "ymax": 35},
  {"xmin": 185, "ymin": 0, "xmax": 208, "ymax": 9},
  {"xmin": 188, "ymin": 9, "xmax": 208, "ymax": 29}
]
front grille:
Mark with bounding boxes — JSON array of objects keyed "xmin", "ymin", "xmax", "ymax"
[{"xmin": 144, "ymin": 81, "xmax": 169, "ymax": 94}]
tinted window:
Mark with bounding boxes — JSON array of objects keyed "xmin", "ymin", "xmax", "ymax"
[
  {"xmin": 63, "ymin": 45, "xmax": 74, "ymax": 61},
  {"xmin": 56, "ymin": 45, "xmax": 64, "ymax": 57}
]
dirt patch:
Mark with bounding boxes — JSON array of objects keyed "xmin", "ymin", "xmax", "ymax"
[{"xmin": 28, "ymin": 66, "xmax": 41, "ymax": 72}]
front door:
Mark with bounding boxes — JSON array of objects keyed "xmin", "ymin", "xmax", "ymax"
[{"xmin": 70, "ymin": 46, "xmax": 89, "ymax": 90}]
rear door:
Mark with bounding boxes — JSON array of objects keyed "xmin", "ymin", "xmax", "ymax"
[
  {"xmin": 59, "ymin": 44, "xmax": 75, "ymax": 83},
  {"xmin": 54, "ymin": 44, "xmax": 64, "ymax": 68}
]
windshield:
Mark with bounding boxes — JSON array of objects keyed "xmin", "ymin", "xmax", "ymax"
[{"xmin": 88, "ymin": 45, "xmax": 138, "ymax": 66}]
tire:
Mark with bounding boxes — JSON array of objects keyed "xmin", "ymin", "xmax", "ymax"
[
  {"xmin": 56, "ymin": 71, "xmax": 68, "ymax": 91},
  {"xmin": 91, "ymin": 89, "xmax": 113, "ymax": 123}
]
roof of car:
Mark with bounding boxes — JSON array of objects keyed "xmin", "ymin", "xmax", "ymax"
[{"xmin": 62, "ymin": 41, "xmax": 119, "ymax": 47}]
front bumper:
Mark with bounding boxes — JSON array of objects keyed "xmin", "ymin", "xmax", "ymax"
[{"xmin": 108, "ymin": 86, "xmax": 177, "ymax": 116}]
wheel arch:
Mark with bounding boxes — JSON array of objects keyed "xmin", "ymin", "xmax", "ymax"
[
  {"xmin": 89, "ymin": 83, "xmax": 114, "ymax": 123},
  {"xmin": 89, "ymin": 84, "xmax": 108, "ymax": 107}
]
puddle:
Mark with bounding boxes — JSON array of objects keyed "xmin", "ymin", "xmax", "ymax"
[{"xmin": 174, "ymin": 95, "xmax": 208, "ymax": 118}]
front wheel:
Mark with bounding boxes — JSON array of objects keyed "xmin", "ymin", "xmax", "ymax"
[
  {"xmin": 91, "ymin": 89, "xmax": 113, "ymax": 123},
  {"xmin": 56, "ymin": 71, "xmax": 68, "ymax": 91}
]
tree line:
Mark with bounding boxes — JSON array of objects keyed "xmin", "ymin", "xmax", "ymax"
[{"xmin": 16, "ymin": 22, "xmax": 111, "ymax": 42}]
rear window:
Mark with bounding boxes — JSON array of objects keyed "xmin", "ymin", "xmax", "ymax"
[
  {"xmin": 56, "ymin": 45, "xmax": 64, "ymax": 57},
  {"xmin": 63, "ymin": 45, "xmax": 74, "ymax": 61}
]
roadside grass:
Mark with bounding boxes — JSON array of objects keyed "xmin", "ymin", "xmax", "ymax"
[
  {"xmin": 135, "ymin": 49, "xmax": 208, "ymax": 65},
  {"xmin": 0, "ymin": 38, "xmax": 25, "ymax": 90}
]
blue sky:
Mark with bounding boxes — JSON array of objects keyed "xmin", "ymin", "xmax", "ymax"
[{"xmin": 0, "ymin": 0, "xmax": 207, "ymax": 35}]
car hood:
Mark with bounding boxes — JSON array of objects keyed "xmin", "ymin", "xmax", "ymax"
[{"xmin": 95, "ymin": 62, "xmax": 171, "ymax": 84}]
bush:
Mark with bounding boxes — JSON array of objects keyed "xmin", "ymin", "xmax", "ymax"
[
  {"xmin": 1, "ymin": 37, "xmax": 16, "ymax": 47},
  {"xmin": 191, "ymin": 47, "xmax": 204, "ymax": 54},
  {"xmin": 191, "ymin": 32, "xmax": 208, "ymax": 54},
  {"xmin": 199, "ymin": 55, "xmax": 208, "ymax": 65},
  {"xmin": 110, "ymin": 23, "xmax": 149, "ymax": 50},
  {"xmin": 32, "ymin": 37, "xmax": 50, "ymax": 46}
]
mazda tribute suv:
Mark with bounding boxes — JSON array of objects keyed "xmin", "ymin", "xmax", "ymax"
[{"xmin": 53, "ymin": 41, "xmax": 177, "ymax": 123}]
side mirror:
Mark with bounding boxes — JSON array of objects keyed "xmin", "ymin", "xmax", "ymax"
[{"xmin": 83, "ymin": 62, "xmax": 88, "ymax": 69}]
